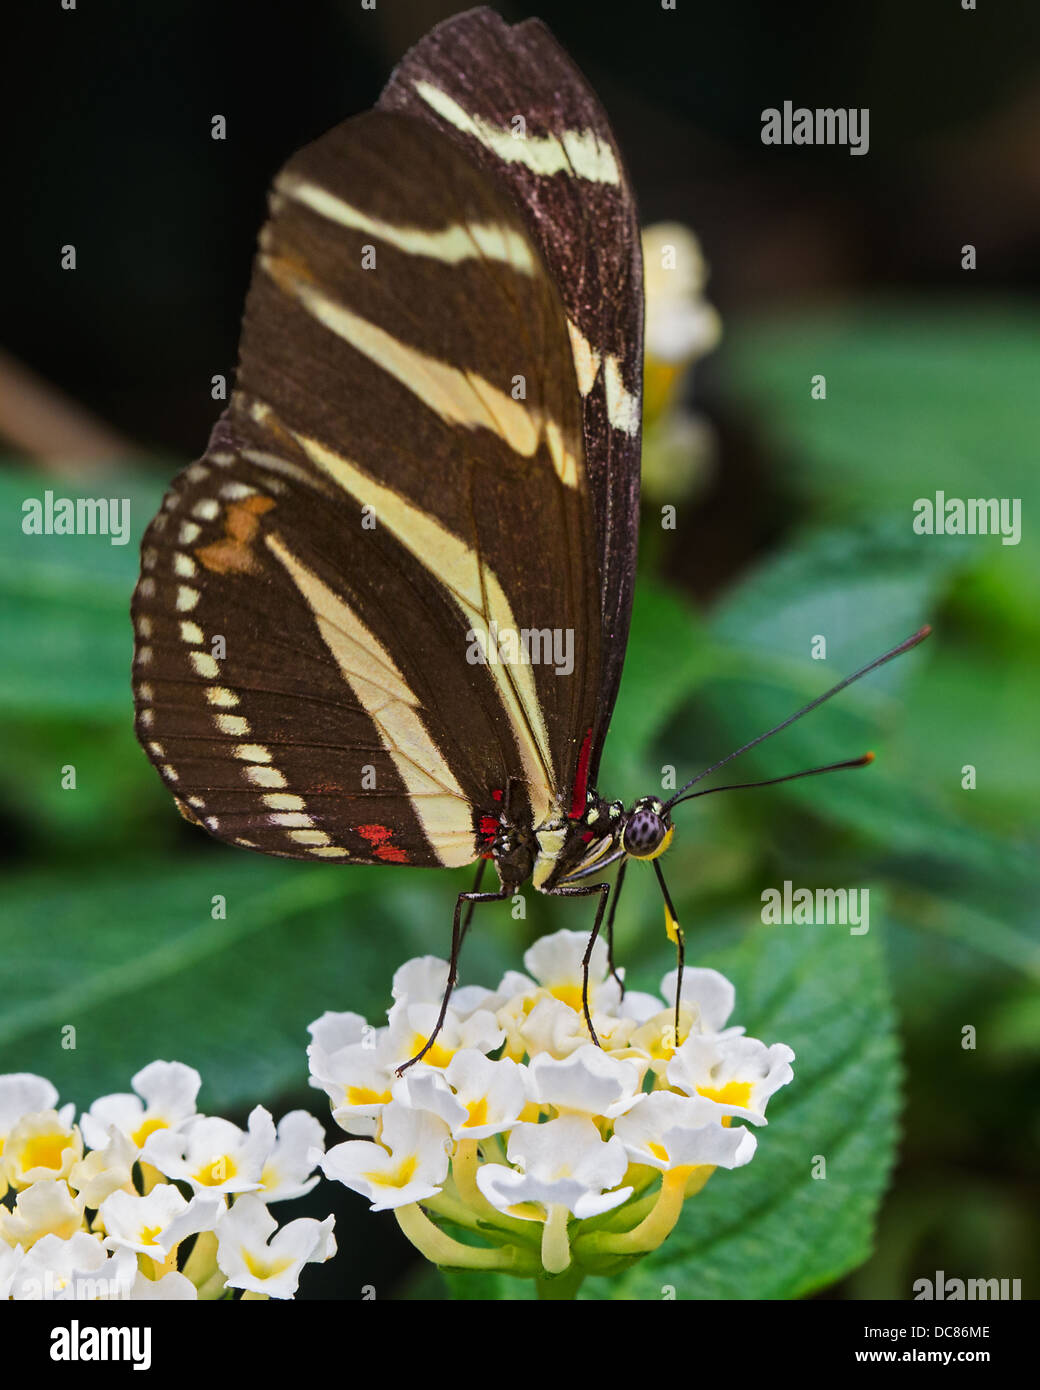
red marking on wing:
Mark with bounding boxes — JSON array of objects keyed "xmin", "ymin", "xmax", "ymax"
[
  {"xmin": 581, "ymin": 830, "xmax": 595, "ymax": 843},
  {"xmin": 492, "ymin": 788, "xmax": 503, "ymax": 802},
  {"xmin": 375, "ymin": 845, "xmax": 409, "ymax": 864},
  {"xmin": 570, "ymin": 727, "xmax": 594, "ymax": 819},
  {"xmin": 357, "ymin": 823, "xmax": 409, "ymax": 864}
]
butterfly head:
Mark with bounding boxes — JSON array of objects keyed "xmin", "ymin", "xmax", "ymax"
[{"xmin": 621, "ymin": 796, "xmax": 674, "ymax": 862}]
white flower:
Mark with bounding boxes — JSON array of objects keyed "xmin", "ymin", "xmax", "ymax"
[
  {"xmin": 667, "ymin": 1035, "xmax": 795, "ymax": 1121},
  {"xmin": 1, "ymin": 1075, "xmax": 70, "ymax": 1198},
  {"xmin": 320, "ymin": 1102, "xmax": 450, "ymax": 1211},
  {"xmin": 642, "ymin": 222, "xmax": 722, "ymax": 364},
  {"xmin": 516, "ymin": 996, "xmax": 635, "ymax": 1060},
  {"xmin": 385, "ymin": 1000, "xmax": 504, "ymax": 1071},
  {"xmin": 0, "ymin": 1180, "xmax": 84, "ymax": 1249},
  {"xmin": 614, "ymin": 1091, "xmax": 757, "ymax": 1171},
  {"xmin": 154, "ymin": 1192, "xmax": 226, "ymax": 1255},
  {"xmin": 395, "ymin": 1050, "xmax": 527, "ymax": 1140},
  {"xmin": 145, "ymin": 1105, "xmax": 274, "ymax": 1195},
  {"xmin": 307, "ymin": 1009, "xmax": 370, "ymax": 1059},
  {"xmin": 527, "ymin": 1045, "xmax": 645, "ymax": 1119},
  {"xmin": 11, "ymin": 1232, "xmax": 134, "ymax": 1301},
  {"xmin": 0, "ymin": 1074, "xmax": 65, "ymax": 1137},
  {"xmin": 2, "ymin": 1110, "xmax": 83, "ymax": 1190},
  {"xmin": 80, "ymin": 1061, "xmax": 201, "ymax": 1159},
  {"xmin": 68, "ymin": 1124, "xmax": 136, "ymax": 1207},
  {"xmin": 257, "ymin": 1111, "xmax": 325, "ymax": 1202},
  {"xmin": 477, "ymin": 1115, "xmax": 632, "ymax": 1220},
  {"xmin": 659, "ymin": 966, "xmax": 739, "ymax": 1033},
  {"xmin": 617, "ymin": 989, "xmax": 670, "ymax": 1023},
  {"xmin": 130, "ymin": 1269, "xmax": 197, "ymax": 1299},
  {"xmin": 99, "ymin": 1183, "xmax": 191, "ymax": 1256},
  {"xmin": 216, "ymin": 1195, "xmax": 335, "ymax": 1299},
  {"xmin": 0, "ymin": 1241, "xmax": 24, "ymax": 1299},
  {"xmin": 308, "ymin": 1015, "xmax": 396, "ymax": 1139},
  {"xmin": 522, "ymin": 930, "xmax": 623, "ymax": 1017}
]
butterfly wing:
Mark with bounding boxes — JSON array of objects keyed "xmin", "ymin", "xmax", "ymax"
[
  {"xmin": 132, "ymin": 108, "xmax": 604, "ymax": 867},
  {"xmin": 380, "ymin": 7, "xmax": 644, "ymax": 790}
]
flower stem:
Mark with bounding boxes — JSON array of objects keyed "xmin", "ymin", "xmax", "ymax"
[
  {"xmin": 452, "ymin": 1140, "xmax": 535, "ymax": 1240},
  {"xmin": 573, "ymin": 1167, "xmax": 689, "ymax": 1259},
  {"xmin": 182, "ymin": 1228, "xmax": 219, "ymax": 1289},
  {"xmin": 395, "ymin": 1203, "xmax": 539, "ymax": 1274},
  {"xmin": 535, "ymin": 1263, "xmax": 585, "ymax": 1300},
  {"xmin": 540, "ymin": 1203, "xmax": 571, "ymax": 1275}
]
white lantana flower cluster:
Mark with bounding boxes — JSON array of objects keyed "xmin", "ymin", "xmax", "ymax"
[
  {"xmin": 309, "ymin": 930, "xmax": 793, "ymax": 1291},
  {"xmin": 0, "ymin": 1063, "xmax": 335, "ymax": 1300}
]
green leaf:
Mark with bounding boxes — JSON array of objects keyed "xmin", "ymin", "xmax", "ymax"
[
  {"xmin": 590, "ymin": 912, "xmax": 900, "ymax": 1299},
  {"xmin": 719, "ymin": 300, "xmax": 1040, "ymax": 606},
  {"xmin": 720, "ymin": 301, "xmax": 1040, "ymax": 516},
  {"xmin": 0, "ymin": 467, "xmax": 165, "ymax": 719},
  {"xmin": 599, "ymin": 576, "xmax": 715, "ymax": 795},
  {"xmin": 0, "ymin": 853, "xmax": 512, "ymax": 1115}
]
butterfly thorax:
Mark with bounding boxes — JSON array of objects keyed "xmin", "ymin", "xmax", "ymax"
[{"xmin": 497, "ymin": 795, "xmax": 622, "ymax": 889}]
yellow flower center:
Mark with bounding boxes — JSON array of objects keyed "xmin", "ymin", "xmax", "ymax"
[
  {"xmin": 698, "ymin": 1080, "xmax": 753, "ymax": 1125},
  {"xmin": 138, "ymin": 1224, "xmax": 162, "ymax": 1247},
  {"xmin": 365, "ymin": 1154, "xmax": 417, "ymax": 1189},
  {"xmin": 131, "ymin": 1116, "xmax": 168, "ymax": 1147},
  {"xmin": 408, "ymin": 1035, "xmax": 453, "ymax": 1069},
  {"xmin": 244, "ymin": 1250, "xmax": 293, "ymax": 1281},
  {"xmin": 462, "ymin": 1098, "xmax": 488, "ymax": 1129},
  {"xmin": 346, "ymin": 1085, "xmax": 392, "ymax": 1107},
  {"xmin": 194, "ymin": 1154, "xmax": 237, "ymax": 1186},
  {"xmin": 21, "ymin": 1133, "xmax": 68, "ymax": 1172},
  {"xmin": 550, "ymin": 983, "xmax": 583, "ymax": 1012}
]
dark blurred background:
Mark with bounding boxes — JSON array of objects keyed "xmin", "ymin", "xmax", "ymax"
[{"xmin": 2, "ymin": 0, "xmax": 1037, "ymax": 1301}]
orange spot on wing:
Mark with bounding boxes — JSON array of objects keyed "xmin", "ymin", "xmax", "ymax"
[{"xmin": 196, "ymin": 496, "xmax": 276, "ymax": 575}]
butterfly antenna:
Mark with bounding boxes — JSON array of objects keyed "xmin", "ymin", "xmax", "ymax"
[
  {"xmin": 663, "ymin": 626, "xmax": 931, "ymax": 812},
  {"xmin": 668, "ymin": 752, "xmax": 875, "ymax": 809}
]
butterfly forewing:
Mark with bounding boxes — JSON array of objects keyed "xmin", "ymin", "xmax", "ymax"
[
  {"xmin": 380, "ymin": 8, "xmax": 644, "ymax": 785},
  {"xmin": 132, "ymin": 105, "xmax": 606, "ymax": 867}
]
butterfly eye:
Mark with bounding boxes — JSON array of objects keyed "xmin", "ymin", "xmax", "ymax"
[{"xmin": 623, "ymin": 808, "xmax": 671, "ymax": 860}]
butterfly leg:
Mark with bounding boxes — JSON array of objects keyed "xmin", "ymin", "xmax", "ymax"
[
  {"xmin": 396, "ymin": 873, "xmax": 510, "ymax": 1076},
  {"xmin": 544, "ymin": 880, "xmax": 612, "ymax": 1048},
  {"xmin": 458, "ymin": 856, "xmax": 488, "ymax": 948}
]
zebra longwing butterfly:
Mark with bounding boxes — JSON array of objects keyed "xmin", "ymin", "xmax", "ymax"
[{"xmin": 131, "ymin": 9, "xmax": 929, "ymax": 1062}]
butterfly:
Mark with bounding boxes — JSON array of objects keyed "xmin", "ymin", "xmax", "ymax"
[{"xmin": 130, "ymin": 8, "xmax": 929, "ymax": 1068}]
